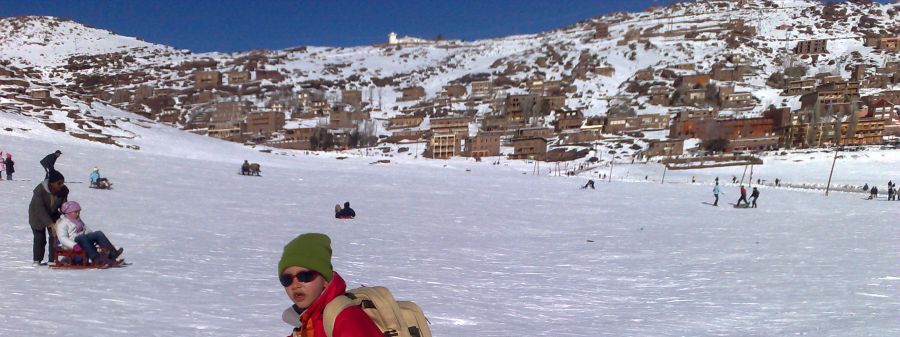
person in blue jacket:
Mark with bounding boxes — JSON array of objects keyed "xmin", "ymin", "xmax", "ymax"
[
  {"xmin": 713, "ymin": 182, "xmax": 722, "ymax": 206},
  {"xmin": 89, "ymin": 167, "xmax": 111, "ymax": 189}
]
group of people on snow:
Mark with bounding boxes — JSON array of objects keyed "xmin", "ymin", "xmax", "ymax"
[
  {"xmin": 866, "ymin": 181, "xmax": 899, "ymax": 201},
  {"xmin": 712, "ymin": 182, "xmax": 759, "ymax": 208},
  {"xmin": 334, "ymin": 202, "xmax": 356, "ymax": 219},
  {"xmin": 240, "ymin": 160, "xmax": 261, "ymax": 176},
  {"xmin": 28, "ymin": 150, "xmax": 123, "ymax": 268}
]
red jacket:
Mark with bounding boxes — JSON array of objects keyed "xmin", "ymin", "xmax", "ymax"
[{"xmin": 287, "ymin": 272, "xmax": 382, "ymax": 337}]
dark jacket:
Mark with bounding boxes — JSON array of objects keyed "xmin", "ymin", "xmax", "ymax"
[
  {"xmin": 3, "ymin": 158, "xmax": 13, "ymax": 173},
  {"xmin": 336, "ymin": 202, "xmax": 356, "ymax": 218},
  {"xmin": 28, "ymin": 180, "xmax": 69, "ymax": 230},
  {"xmin": 751, "ymin": 189, "xmax": 760, "ymax": 198},
  {"xmin": 40, "ymin": 154, "xmax": 57, "ymax": 170}
]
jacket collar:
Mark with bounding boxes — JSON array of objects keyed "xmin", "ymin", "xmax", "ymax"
[{"xmin": 301, "ymin": 271, "xmax": 348, "ymax": 322}]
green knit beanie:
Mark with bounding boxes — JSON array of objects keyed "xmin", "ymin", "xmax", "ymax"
[{"xmin": 278, "ymin": 233, "xmax": 334, "ymax": 281}]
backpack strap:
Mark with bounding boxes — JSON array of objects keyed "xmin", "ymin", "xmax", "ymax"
[{"xmin": 323, "ymin": 294, "xmax": 356, "ymax": 337}]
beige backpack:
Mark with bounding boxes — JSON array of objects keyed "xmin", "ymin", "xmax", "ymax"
[{"xmin": 323, "ymin": 286, "xmax": 431, "ymax": 337}]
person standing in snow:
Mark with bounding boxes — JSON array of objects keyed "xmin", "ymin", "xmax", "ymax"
[
  {"xmin": 888, "ymin": 186, "xmax": 895, "ymax": 201},
  {"xmin": 750, "ymin": 187, "xmax": 760, "ymax": 208},
  {"xmin": 40, "ymin": 150, "xmax": 61, "ymax": 178},
  {"xmin": 55, "ymin": 201, "xmax": 124, "ymax": 268},
  {"xmin": 775, "ymin": 178, "xmax": 780, "ymax": 187},
  {"xmin": 713, "ymin": 182, "xmax": 722, "ymax": 206},
  {"xmin": 869, "ymin": 186, "xmax": 878, "ymax": 200},
  {"xmin": 278, "ymin": 233, "xmax": 382, "ymax": 337},
  {"xmin": 691, "ymin": 176, "xmax": 696, "ymax": 184},
  {"xmin": 736, "ymin": 185, "xmax": 748, "ymax": 207},
  {"xmin": 3, "ymin": 153, "xmax": 12, "ymax": 181},
  {"xmin": 28, "ymin": 170, "xmax": 68, "ymax": 266}
]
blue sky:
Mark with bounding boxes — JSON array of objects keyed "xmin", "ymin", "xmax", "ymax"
[{"xmin": 0, "ymin": 1, "xmax": 892, "ymax": 52}]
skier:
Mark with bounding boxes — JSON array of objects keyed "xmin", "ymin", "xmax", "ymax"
[
  {"xmin": 40, "ymin": 150, "xmax": 62, "ymax": 178},
  {"xmin": 29, "ymin": 170, "xmax": 68, "ymax": 266},
  {"xmin": 750, "ymin": 187, "xmax": 760, "ymax": 208},
  {"xmin": 55, "ymin": 201, "xmax": 124, "ymax": 268},
  {"xmin": 736, "ymin": 185, "xmax": 749, "ymax": 207},
  {"xmin": 581, "ymin": 179, "xmax": 595, "ymax": 189},
  {"xmin": 713, "ymin": 182, "xmax": 722, "ymax": 206},
  {"xmin": 335, "ymin": 202, "xmax": 356, "ymax": 219},
  {"xmin": 3, "ymin": 153, "xmax": 12, "ymax": 181},
  {"xmin": 278, "ymin": 233, "xmax": 383, "ymax": 337}
]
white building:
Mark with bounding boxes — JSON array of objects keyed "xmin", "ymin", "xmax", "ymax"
[{"xmin": 387, "ymin": 32, "xmax": 432, "ymax": 45}]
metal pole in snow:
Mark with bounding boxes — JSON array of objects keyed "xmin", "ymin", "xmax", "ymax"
[
  {"xmin": 608, "ymin": 160, "xmax": 614, "ymax": 183},
  {"xmin": 740, "ymin": 164, "xmax": 748, "ymax": 185},
  {"xmin": 661, "ymin": 165, "xmax": 667, "ymax": 184},
  {"xmin": 748, "ymin": 165, "xmax": 754, "ymax": 188},
  {"xmin": 825, "ymin": 147, "xmax": 839, "ymax": 196}
]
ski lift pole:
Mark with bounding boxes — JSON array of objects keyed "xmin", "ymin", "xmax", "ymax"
[
  {"xmin": 748, "ymin": 165, "xmax": 754, "ymax": 187},
  {"xmin": 740, "ymin": 164, "xmax": 748, "ymax": 185},
  {"xmin": 825, "ymin": 146, "xmax": 839, "ymax": 196},
  {"xmin": 608, "ymin": 160, "xmax": 614, "ymax": 183},
  {"xmin": 661, "ymin": 164, "xmax": 667, "ymax": 184}
]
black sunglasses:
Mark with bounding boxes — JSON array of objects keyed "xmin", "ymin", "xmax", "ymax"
[{"xmin": 280, "ymin": 271, "xmax": 318, "ymax": 287}]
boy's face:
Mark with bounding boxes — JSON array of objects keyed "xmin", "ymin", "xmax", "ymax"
[{"xmin": 282, "ymin": 266, "xmax": 328, "ymax": 309}]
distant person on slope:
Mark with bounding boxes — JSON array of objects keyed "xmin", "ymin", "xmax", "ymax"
[
  {"xmin": 40, "ymin": 150, "xmax": 62, "ymax": 178},
  {"xmin": 241, "ymin": 160, "xmax": 251, "ymax": 175},
  {"xmin": 278, "ymin": 233, "xmax": 382, "ymax": 337},
  {"xmin": 869, "ymin": 186, "xmax": 878, "ymax": 200},
  {"xmin": 55, "ymin": 201, "xmax": 124, "ymax": 268},
  {"xmin": 335, "ymin": 202, "xmax": 356, "ymax": 219},
  {"xmin": 750, "ymin": 187, "xmax": 760, "ymax": 208},
  {"xmin": 581, "ymin": 179, "xmax": 595, "ymax": 189},
  {"xmin": 29, "ymin": 170, "xmax": 68, "ymax": 266},
  {"xmin": 89, "ymin": 167, "xmax": 112, "ymax": 189},
  {"xmin": 713, "ymin": 182, "xmax": 722, "ymax": 206},
  {"xmin": 3, "ymin": 153, "xmax": 13, "ymax": 181},
  {"xmin": 736, "ymin": 185, "xmax": 748, "ymax": 207}
]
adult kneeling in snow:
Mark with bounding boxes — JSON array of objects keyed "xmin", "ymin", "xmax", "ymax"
[{"xmin": 55, "ymin": 201, "xmax": 123, "ymax": 267}]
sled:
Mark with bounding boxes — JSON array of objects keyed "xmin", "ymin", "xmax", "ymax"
[
  {"xmin": 729, "ymin": 203, "xmax": 750, "ymax": 209},
  {"xmin": 49, "ymin": 237, "xmax": 127, "ymax": 269},
  {"xmin": 336, "ymin": 216, "xmax": 354, "ymax": 220}
]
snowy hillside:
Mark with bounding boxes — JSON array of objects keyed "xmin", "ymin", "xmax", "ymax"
[
  {"xmin": 1, "ymin": 0, "xmax": 897, "ymax": 139},
  {"xmin": 0, "ymin": 16, "xmax": 179, "ymax": 68}
]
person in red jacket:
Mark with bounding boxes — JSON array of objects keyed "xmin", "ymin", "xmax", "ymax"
[
  {"xmin": 736, "ymin": 185, "xmax": 749, "ymax": 207},
  {"xmin": 279, "ymin": 233, "xmax": 382, "ymax": 337}
]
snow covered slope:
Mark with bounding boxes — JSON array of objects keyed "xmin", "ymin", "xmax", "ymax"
[{"xmin": 2, "ymin": 113, "xmax": 900, "ymax": 336}]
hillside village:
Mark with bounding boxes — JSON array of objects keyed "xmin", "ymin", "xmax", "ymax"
[{"xmin": 0, "ymin": 0, "xmax": 898, "ymax": 167}]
